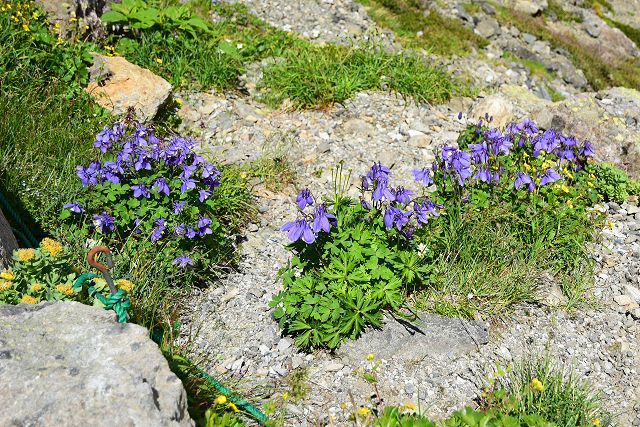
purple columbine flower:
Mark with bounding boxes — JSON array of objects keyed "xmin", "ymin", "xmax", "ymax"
[
  {"xmin": 450, "ymin": 150, "xmax": 472, "ymax": 186},
  {"xmin": 133, "ymin": 155, "xmax": 151, "ymax": 171},
  {"xmin": 413, "ymin": 200, "xmax": 442, "ymax": 226},
  {"xmin": 94, "ymin": 212, "xmax": 115, "ymax": 232},
  {"xmin": 199, "ymin": 189, "xmax": 212, "ymax": 202},
  {"xmin": 131, "ymin": 183, "xmax": 150, "ymax": 199},
  {"xmin": 393, "ymin": 187, "xmax": 414, "ymax": 204},
  {"xmin": 296, "ymin": 189, "xmax": 314, "ymax": 210},
  {"xmin": 521, "ymin": 118, "xmax": 538, "ymax": 135},
  {"xmin": 150, "ymin": 218, "xmax": 167, "ymax": 243},
  {"xmin": 197, "ymin": 216, "xmax": 213, "ymax": 236},
  {"xmin": 186, "ymin": 227, "xmax": 198, "ymax": 239},
  {"xmin": 64, "ymin": 202, "xmax": 83, "ymax": 213},
  {"xmin": 172, "ymin": 201, "xmax": 186, "ymax": 215},
  {"xmin": 558, "ymin": 148, "xmax": 576, "ymax": 161},
  {"xmin": 469, "ymin": 141, "xmax": 489, "ymax": 164},
  {"xmin": 539, "ymin": 168, "xmax": 562, "ymax": 186},
  {"xmin": 180, "ymin": 177, "xmax": 197, "ymax": 193},
  {"xmin": 202, "ymin": 163, "xmax": 220, "ymax": 179},
  {"xmin": 281, "ymin": 218, "xmax": 315, "ymax": 244},
  {"xmin": 474, "ymin": 167, "xmax": 492, "ymax": 183},
  {"xmin": 412, "ymin": 167, "xmax": 433, "ymax": 186},
  {"xmin": 94, "ymin": 126, "xmax": 115, "ymax": 153},
  {"xmin": 102, "ymin": 160, "xmax": 123, "ymax": 184},
  {"xmin": 383, "ymin": 207, "xmax": 410, "ymax": 231},
  {"xmin": 514, "ymin": 171, "xmax": 535, "ymax": 192},
  {"xmin": 180, "ymin": 163, "xmax": 198, "ymax": 180},
  {"xmin": 173, "ymin": 254, "xmax": 194, "ymax": 268},
  {"xmin": 77, "ymin": 161, "xmax": 101, "ymax": 187},
  {"xmin": 152, "ymin": 177, "xmax": 170, "ymax": 196},
  {"xmin": 372, "ymin": 180, "xmax": 395, "ymax": 202},
  {"xmin": 311, "ymin": 204, "xmax": 336, "ymax": 233},
  {"xmin": 362, "ymin": 162, "xmax": 391, "ymax": 189},
  {"xmin": 580, "ymin": 141, "xmax": 595, "ymax": 157},
  {"xmin": 174, "ymin": 223, "xmax": 185, "ymax": 236}
]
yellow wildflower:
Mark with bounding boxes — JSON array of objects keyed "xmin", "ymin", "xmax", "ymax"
[
  {"xmin": 357, "ymin": 406, "xmax": 370, "ymax": 416},
  {"xmin": 366, "ymin": 353, "xmax": 375, "ymax": 361},
  {"xmin": 154, "ymin": 57, "xmax": 163, "ymax": 64},
  {"xmin": 31, "ymin": 11, "xmax": 38, "ymax": 19},
  {"xmin": 401, "ymin": 402, "xmax": 417, "ymax": 412},
  {"xmin": 0, "ymin": 269, "xmax": 14, "ymax": 281},
  {"xmin": 116, "ymin": 279, "xmax": 134, "ymax": 293},
  {"xmin": 561, "ymin": 184, "xmax": 570, "ymax": 193},
  {"xmin": 281, "ymin": 392, "xmax": 289, "ymax": 401},
  {"xmin": 593, "ymin": 418, "xmax": 601, "ymax": 427},
  {"xmin": 214, "ymin": 395, "xmax": 227, "ymax": 405},
  {"xmin": 175, "ymin": 97, "xmax": 183, "ymax": 105},
  {"xmin": 41, "ymin": 238, "xmax": 62, "ymax": 257},
  {"xmin": 228, "ymin": 402, "xmax": 239, "ymax": 412},
  {"xmin": 56, "ymin": 283, "xmax": 74, "ymax": 296},
  {"xmin": 340, "ymin": 403, "xmax": 347, "ymax": 410},
  {"xmin": 530, "ymin": 377, "xmax": 544, "ymax": 392},
  {"xmin": 31, "ymin": 282, "xmax": 43, "ymax": 292},
  {"xmin": 0, "ymin": 280, "xmax": 11, "ymax": 291},
  {"xmin": 566, "ymin": 199, "xmax": 574, "ymax": 208},
  {"xmin": 93, "ymin": 278, "xmax": 107, "ymax": 287},
  {"xmin": 16, "ymin": 248, "xmax": 35, "ymax": 262},
  {"xmin": 20, "ymin": 295, "xmax": 37, "ymax": 304},
  {"xmin": 608, "ymin": 220, "xmax": 614, "ymax": 229}
]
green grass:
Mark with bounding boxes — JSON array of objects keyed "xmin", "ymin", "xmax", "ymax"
[
  {"xmin": 356, "ymin": 0, "xmax": 489, "ymax": 56},
  {"xmin": 494, "ymin": 6, "xmax": 640, "ymax": 91},
  {"xmin": 242, "ymin": 154, "xmax": 296, "ymax": 193},
  {"xmin": 500, "ymin": 52, "xmax": 564, "ymax": 102},
  {"xmin": 485, "ymin": 355, "xmax": 613, "ymax": 427},
  {"xmin": 544, "ymin": 0, "xmax": 583, "ymax": 23}
]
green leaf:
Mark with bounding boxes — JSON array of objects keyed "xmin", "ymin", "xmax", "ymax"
[{"xmin": 100, "ymin": 10, "xmax": 128, "ymax": 23}]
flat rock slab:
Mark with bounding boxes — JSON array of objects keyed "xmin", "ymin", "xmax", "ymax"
[
  {"xmin": 337, "ymin": 313, "xmax": 488, "ymax": 363},
  {"xmin": 0, "ymin": 301, "xmax": 193, "ymax": 427}
]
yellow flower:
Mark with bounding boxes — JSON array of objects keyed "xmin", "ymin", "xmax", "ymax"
[
  {"xmin": 41, "ymin": 238, "xmax": 62, "ymax": 257},
  {"xmin": 16, "ymin": 248, "xmax": 35, "ymax": 262},
  {"xmin": 31, "ymin": 11, "xmax": 38, "ymax": 19},
  {"xmin": 0, "ymin": 269, "xmax": 14, "ymax": 281},
  {"xmin": 228, "ymin": 402, "xmax": 239, "ymax": 412},
  {"xmin": 401, "ymin": 402, "xmax": 417, "ymax": 412},
  {"xmin": 175, "ymin": 97, "xmax": 183, "ymax": 105},
  {"xmin": 56, "ymin": 283, "xmax": 74, "ymax": 296},
  {"xmin": 214, "ymin": 395, "xmax": 227, "ymax": 405},
  {"xmin": 593, "ymin": 418, "xmax": 601, "ymax": 427},
  {"xmin": 561, "ymin": 184, "xmax": 570, "ymax": 193},
  {"xmin": 93, "ymin": 278, "xmax": 107, "ymax": 286},
  {"xmin": 281, "ymin": 392, "xmax": 289, "ymax": 401},
  {"xmin": 0, "ymin": 280, "xmax": 11, "ymax": 291},
  {"xmin": 20, "ymin": 295, "xmax": 37, "ymax": 304},
  {"xmin": 566, "ymin": 199, "xmax": 574, "ymax": 208},
  {"xmin": 116, "ymin": 279, "xmax": 134, "ymax": 293},
  {"xmin": 530, "ymin": 378, "xmax": 544, "ymax": 392},
  {"xmin": 31, "ymin": 282, "xmax": 43, "ymax": 292},
  {"xmin": 154, "ymin": 57, "xmax": 163, "ymax": 64},
  {"xmin": 366, "ymin": 353, "xmax": 375, "ymax": 361},
  {"xmin": 357, "ymin": 406, "xmax": 370, "ymax": 416}
]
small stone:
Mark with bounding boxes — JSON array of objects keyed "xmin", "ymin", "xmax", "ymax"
[
  {"xmin": 522, "ymin": 33, "xmax": 537, "ymax": 44},
  {"xmin": 324, "ymin": 362, "xmax": 344, "ymax": 372},
  {"xmin": 624, "ymin": 285, "xmax": 640, "ymax": 304},
  {"xmin": 614, "ymin": 294, "xmax": 635, "ymax": 306},
  {"xmin": 475, "ymin": 18, "xmax": 500, "ymax": 39},
  {"xmin": 277, "ymin": 338, "xmax": 292, "ymax": 353}
]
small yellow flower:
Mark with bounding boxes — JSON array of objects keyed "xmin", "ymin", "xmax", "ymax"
[
  {"xmin": 530, "ymin": 377, "xmax": 544, "ymax": 392},
  {"xmin": 154, "ymin": 57, "xmax": 163, "ymax": 64},
  {"xmin": 593, "ymin": 418, "xmax": 601, "ymax": 427},
  {"xmin": 93, "ymin": 278, "xmax": 107, "ymax": 286},
  {"xmin": 357, "ymin": 406, "xmax": 370, "ymax": 416},
  {"xmin": 561, "ymin": 184, "xmax": 570, "ymax": 193},
  {"xmin": 281, "ymin": 392, "xmax": 289, "ymax": 401},
  {"xmin": 340, "ymin": 403, "xmax": 347, "ymax": 410},
  {"xmin": 31, "ymin": 11, "xmax": 38, "ymax": 19},
  {"xmin": 116, "ymin": 279, "xmax": 134, "ymax": 293},
  {"xmin": 228, "ymin": 402, "xmax": 239, "ymax": 412},
  {"xmin": 0, "ymin": 280, "xmax": 11, "ymax": 291},
  {"xmin": 0, "ymin": 269, "xmax": 14, "ymax": 281},
  {"xmin": 41, "ymin": 238, "xmax": 62, "ymax": 257},
  {"xmin": 20, "ymin": 295, "xmax": 37, "ymax": 304},
  {"xmin": 56, "ymin": 283, "xmax": 74, "ymax": 296},
  {"xmin": 366, "ymin": 353, "xmax": 375, "ymax": 361},
  {"xmin": 16, "ymin": 248, "xmax": 35, "ymax": 262},
  {"xmin": 566, "ymin": 199, "xmax": 574, "ymax": 208},
  {"xmin": 175, "ymin": 97, "xmax": 183, "ymax": 105},
  {"xmin": 31, "ymin": 282, "xmax": 43, "ymax": 292},
  {"xmin": 401, "ymin": 402, "xmax": 417, "ymax": 412},
  {"xmin": 214, "ymin": 395, "xmax": 227, "ymax": 405}
]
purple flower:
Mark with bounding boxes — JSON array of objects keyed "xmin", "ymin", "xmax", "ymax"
[
  {"xmin": 514, "ymin": 171, "xmax": 534, "ymax": 192},
  {"xmin": 186, "ymin": 227, "xmax": 198, "ymax": 239},
  {"xmin": 474, "ymin": 167, "xmax": 492, "ymax": 183},
  {"xmin": 558, "ymin": 148, "xmax": 575, "ymax": 161},
  {"xmin": 76, "ymin": 161, "xmax": 101, "ymax": 187},
  {"xmin": 133, "ymin": 155, "xmax": 151, "ymax": 171},
  {"xmin": 174, "ymin": 223, "xmax": 185, "ymax": 236},
  {"xmin": 180, "ymin": 177, "xmax": 197, "ymax": 193},
  {"xmin": 296, "ymin": 189, "xmax": 314, "ymax": 210},
  {"xmin": 414, "ymin": 199, "xmax": 442, "ymax": 225},
  {"xmin": 150, "ymin": 218, "xmax": 167, "ymax": 243},
  {"xmin": 172, "ymin": 254, "xmax": 194, "ymax": 268},
  {"xmin": 521, "ymin": 118, "xmax": 538, "ymax": 135},
  {"xmin": 199, "ymin": 189, "xmax": 212, "ymax": 202},
  {"xmin": 362, "ymin": 162, "xmax": 390, "ymax": 189},
  {"xmin": 372, "ymin": 181, "xmax": 395, "ymax": 202},
  {"xmin": 201, "ymin": 163, "xmax": 220, "ymax": 179},
  {"xmin": 172, "ymin": 201, "xmax": 185, "ymax": 214},
  {"xmin": 311, "ymin": 204, "xmax": 336, "ymax": 233},
  {"xmin": 64, "ymin": 202, "xmax": 83, "ymax": 213},
  {"xmin": 469, "ymin": 141, "xmax": 489, "ymax": 164},
  {"xmin": 533, "ymin": 129, "xmax": 558, "ymax": 157},
  {"xmin": 392, "ymin": 187, "xmax": 414, "ymax": 204},
  {"xmin": 457, "ymin": 112, "xmax": 463, "ymax": 120},
  {"xmin": 102, "ymin": 160, "xmax": 123, "ymax": 184},
  {"xmin": 133, "ymin": 217, "xmax": 142, "ymax": 235},
  {"xmin": 412, "ymin": 167, "xmax": 433, "ymax": 186},
  {"xmin": 448, "ymin": 149, "xmax": 472, "ymax": 186},
  {"xmin": 281, "ymin": 218, "xmax": 315, "ymax": 244},
  {"xmin": 93, "ymin": 212, "xmax": 115, "ymax": 232},
  {"xmin": 180, "ymin": 163, "xmax": 198, "ymax": 180},
  {"xmin": 152, "ymin": 177, "xmax": 170, "ymax": 196},
  {"xmin": 131, "ymin": 183, "xmax": 150, "ymax": 198},
  {"xmin": 197, "ymin": 216, "xmax": 213, "ymax": 236},
  {"xmin": 539, "ymin": 168, "xmax": 561, "ymax": 186},
  {"xmin": 383, "ymin": 207, "xmax": 410, "ymax": 231},
  {"xmin": 580, "ymin": 141, "xmax": 595, "ymax": 157},
  {"xmin": 361, "ymin": 199, "xmax": 372, "ymax": 210}
]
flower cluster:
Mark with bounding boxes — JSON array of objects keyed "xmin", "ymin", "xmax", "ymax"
[
  {"xmin": 64, "ymin": 120, "xmax": 224, "ymax": 268},
  {"xmin": 281, "ymin": 189, "xmax": 337, "ymax": 244}
]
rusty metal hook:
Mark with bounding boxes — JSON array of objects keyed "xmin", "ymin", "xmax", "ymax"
[{"xmin": 87, "ymin": 246, "xmax": 118, "ymax": 295}]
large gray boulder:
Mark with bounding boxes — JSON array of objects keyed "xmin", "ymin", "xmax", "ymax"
[
  {"xmin": 0, "ymin": 208, "xmax": 18, "ymax": 270},
  {"xmin": 0, "ymin": 301, "xmax": 194, "ymax": 427}
]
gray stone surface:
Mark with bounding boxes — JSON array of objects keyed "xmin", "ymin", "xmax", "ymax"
[
  {"xmin": 0, "ymin": 208, "xmax": 18, "ymax": 270},
  {"xmin": 0, "ymin": 301, "xmax": 193, "ymax": 427}
]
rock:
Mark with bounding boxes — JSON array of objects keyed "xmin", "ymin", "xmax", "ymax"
[
  {"xmin": 86, "ymin": 54, "xmax": 173, "ymax": 122},
  {"xmin": 584, "ymin": 18, "xmax": 602, "ymax": 38},
  {"xmin": 0, "ymin": 208, "xmax": 18, "ymax": 270},
  {"xmin": 475, "ymin": 18, "xmax": 501, "ymax": 38},
  {"xmin": 337, "ymin": 313, "xmax": 488, "ymax": 363},
  {"xmin": 36, "ymin": 0, "xmax": 107, "ymax": 39},
  {"xmin": 0, "ymin": 302, "xmax": 193, "ymax": 427},
  {"xmin": 536, "ymin": 273, "xmax": 568, "ymax": 307},
  {"xmin": 522, "ymin": 33, "xmax": 537, "ymax": 44},
  {"xmin": 470, "ymin": 95, "xmax": 515, "ymax": 128},
  {"xmin": 614, "ymin": 294, "xmax": 635, "ymax": 307},
  {"xmin": 512, "ymin": 0, "xmax": 547, "ymax": 15},
  {"xmin": 624, "ymin": 285, "xmax": 640, "ymax": 304}
]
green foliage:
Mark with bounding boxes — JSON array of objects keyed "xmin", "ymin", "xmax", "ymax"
[
  {"xmin": 543, "ymin": 0, "xmax": 583, "ymax": 23},
  {"xmin": 373, "ymin": 406, "xmax": 554, "ymax": 426},
  {"xmin": 481, "ymin": 356, "xmax": 612, "ymax": 427},
  {"xmin": 355, "ymin": 0, "xmax": 488, "ymax": 56},
  {"xmin": 587, "ymin": 162, "xmax": 640, "ymax": 203},
  {"xmin": 0, "ymin": 0, "xmax": 94, "ymax": 96},
  {"xmin": 241, "ymin": 154, "xmax": 297, "ymax": 193},
  {"xmin": 284, "ymin": 367, "xmax": 311, "ymax": 401}
]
